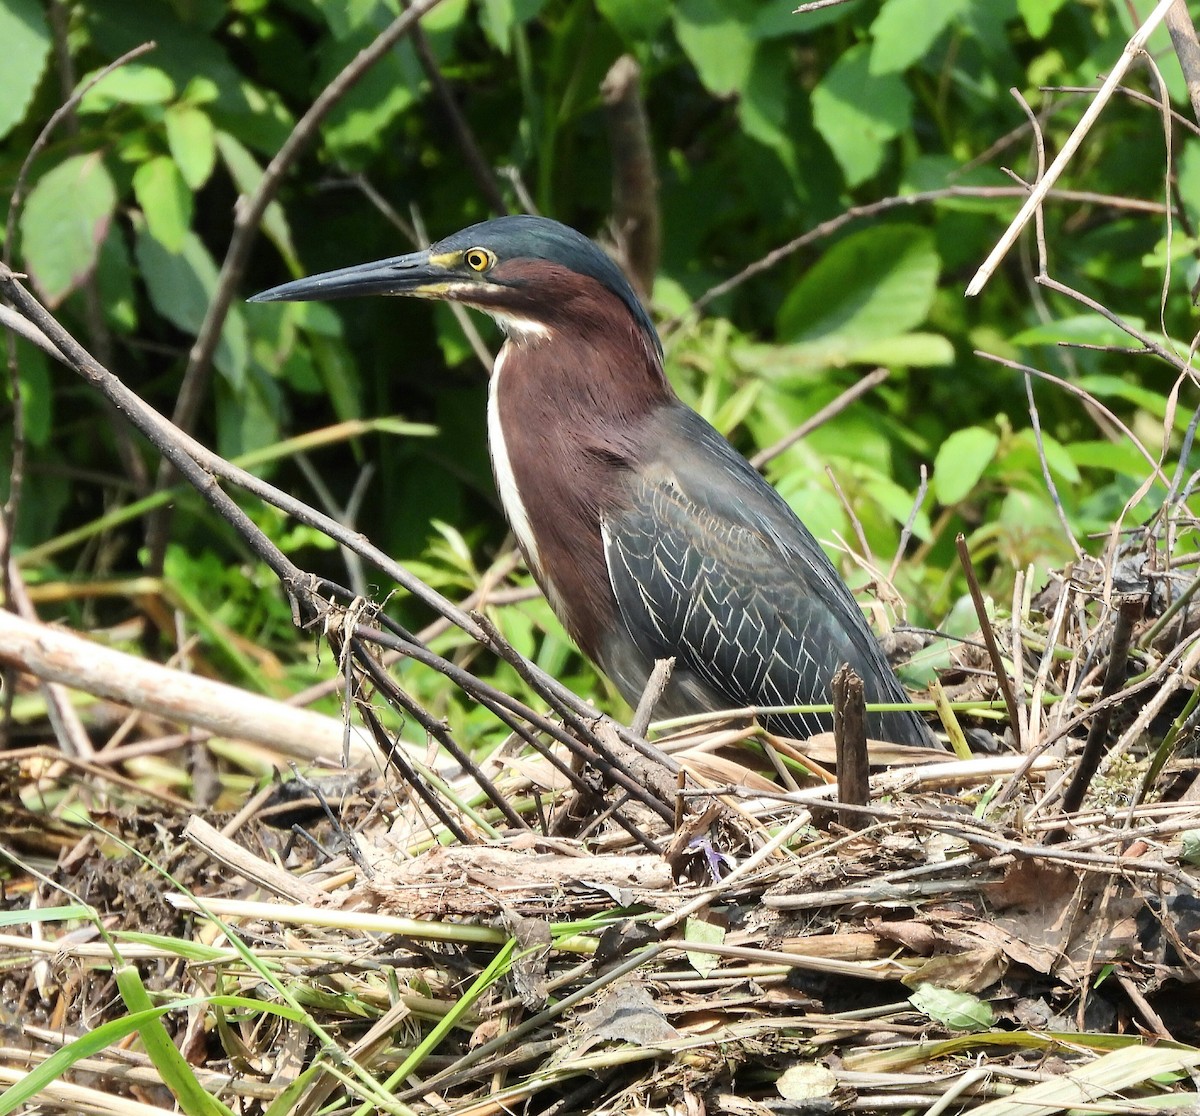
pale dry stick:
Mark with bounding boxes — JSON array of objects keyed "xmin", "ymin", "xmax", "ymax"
[
  {"xmin": 1139, "ymin": 50, "xmax": 1180, "ymax": 352},
  {"xmin": 0, "ymin": 1069, "xmax": 176, "ymax": 1116},
  {"xmin": 184, "ymin": 815, "xmax": 324, "ymax": 904},
  {"xmin": 1116, "ymin": 972, "xmax": 1174, "ymax": 1040},
  {"xmin": 826, "ymin": 468, "xmax": 873, "ymax": 567},
  {"xmin": 794, "ymin": 0, "xmax": 854, "ymax": 13},
  {"xmin": 956, "ymin": 533, "xmax": 1022, "ymax": 744},
  {"xmin": 631, "ymin": 657, "xmax": 674, "ymax": 737},
  {"xmin": 966, "ymin": 0, "xmax": 1178, "ymax": 296},
  {"xmin": 0, "ymin": 610, "xmax": 380, "ymax": 766},
  {"xmin": 887, "ymin": 464, "xmax": 929, "ymax": 587},
  {"xmin": 1010, "ymin": 87, "xmax": 1049, "ymax": 276}
]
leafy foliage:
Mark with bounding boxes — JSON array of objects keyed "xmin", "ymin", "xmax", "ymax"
[{"xmin": 1, "ymin": 0, "xmax": 1192, "ymax": 747}]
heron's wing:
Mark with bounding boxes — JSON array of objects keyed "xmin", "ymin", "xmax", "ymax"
[{"xmin": 601, "ymin": 405, "xmax": 928, "ymax": 745}]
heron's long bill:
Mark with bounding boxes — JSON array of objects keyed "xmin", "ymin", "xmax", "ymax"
[{"xmin": 249, "ymin": 250, "xmax": 449, "ymax": 303}]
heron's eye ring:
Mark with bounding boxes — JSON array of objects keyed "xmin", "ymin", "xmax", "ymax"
[{"xmin": 465, "ymin": 248, "xmax": 492, "ymax": 272}]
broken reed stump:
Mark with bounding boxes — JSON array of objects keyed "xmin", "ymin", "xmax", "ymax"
[{"xmin": 833, "ymin": 662, "xmax": 870, "ymax": 831}]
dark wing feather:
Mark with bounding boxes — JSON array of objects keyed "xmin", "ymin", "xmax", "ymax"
[{"xmin": 599, "ymin": 405, "xmax": 932, "ymax": 746}]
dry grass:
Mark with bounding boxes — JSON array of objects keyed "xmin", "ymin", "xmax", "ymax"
[{"xmin": 1, "ymin": 504, "xmax": 1199, "ymax": 1116}]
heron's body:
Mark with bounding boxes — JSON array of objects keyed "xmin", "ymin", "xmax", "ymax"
[{"xmin": 252, "ymin": 215, "xmax": 933, "ymax": 747}]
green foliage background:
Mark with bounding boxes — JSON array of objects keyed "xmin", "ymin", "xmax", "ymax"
[{"xmin": 2, "ymin": 0, "xmax": 1193, "ymax": 746}]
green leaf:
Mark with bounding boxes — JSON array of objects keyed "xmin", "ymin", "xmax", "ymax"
[
  {"xmin": 115, "ymin": 967, "xmax": 235, "ymax": 1116},
  {"xmin": 1006, "ymin": 430, "xmax": 1080, "ymax": 486},
  {"xmin": 133, "ymin": 156, "xmax": 193, "ymax": 252},
  {"xmin": 479, "ymin": 0, "xmax": 546, "ymax": 51},
  {"xmin": 19, "ymin": 153, "xmax": 118, "ymax": 307},
  {"xmin": 14, "ymin": 341, "xmax": 52, "ymax": 449},
  {"xmin": 684, "ymin": 917, "xmax": 724, "ymax": 978},
  {"xmin": 674, "ymin": 0, "xmax": 757, "ymax": 97},
  {"xmin": 1018, "ymin": 0, "xmax": 1070, "ymax": 38},
  {"xmin": 865, "ymin": 475, "xmax": 932, "ymax": 540},
  {"xmin": 95, "ymin": 224, "xmax": 137, "ymax": 333},
  {"xmin": 597, "ymin": 0, "xmax": 670, "ymax": 42},
  {"xmin": 869, "ymin": 0, "xmax": 969, "ymax": 74},
  {"xmin": 135, "ymin": 223, "xmax": 247, "ymax": 385},
  {"xmin": 777, "ymin": 225, "xmax": 939, "ymax": 345},
  {"xmin": 214, "ymin": 132, "xmax": 297, "ymax": 270},
  {"xmin": 1181, "ymin": 830, "xmax": 1200, "ymax": 866},
  {"xmin": 1068, "ymin": 440, "xmax": 1154, "ymax": 479},
  {"xmin": 933, "ymin": 427, "xmax": 999, "ymax": 505},
  {"xmin": 1011, "ymin": 314, "xmax": 1146, "ymax": 348},
  {"xmin": 908, "ymin": 982, "xmax": 994, "ymax": 1031},
  {"xmin": 78, "ymin": 63, "xmax": 175, "ymax": 112},
  {"xmin": 846, "ymin": 332, "xmax": 954, "ymax": 367},
  {"xmin": 811, "ymin": 44, "xmax": 912, "ymax": 186},
  {"xmin": 1075, "ymin": 374, "xmax": 1172, "ymax": 420},
  {"xmin": 317, "ymin": 45, "xmax": 420, "ymax": 159},
  {"xmin": 165, "ymin": 104, "xmax": 217, "ymax": 189},
  {"xmin": 0, "ymin": 0, "xmax": 50, "ymax": 141}
]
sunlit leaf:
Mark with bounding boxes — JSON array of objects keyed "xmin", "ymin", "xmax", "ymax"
[
  {"xmin": 934, "ymin": 426, "xmax": 999, "ymax": 506},
  {"xmin": 778, "ymin": 225, "xmax": 939, "ymax": 345},
  {"xmin": 78, "ymin": 63, "xmax": 175, "ymax": 112},
  {"xmin": 133, "ymin": 156, "xmax": 193, "ymax": 252},
  {"xmin": 165, "ymin": 104, "xmax": 217, "ymax": 189},
  {"xmin": 19, "ymin": 153, "xmax": 117, "ymax": 307},
  {"xmin": 811, "ymin": 44, "xmax": 912, "ymax": 185},
  {"xmin": 0, "ymin": 0, "xmax": 50, "ymax": 141},
  {"xmin": 215, "ymin": 131, "xmax": 297, "ymax": 271},
  {"xmin": 869, "ymin": 0, "xmax": 969, "ymax": 74},
  {"xmin": 1018, "ymin": 0, "xmax": 1072, "ymax": 38},
  {"xmin": 674, "ymin": 0, "xmax": 757, "ymax": 97}
]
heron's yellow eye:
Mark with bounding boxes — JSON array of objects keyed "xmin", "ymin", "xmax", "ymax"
[{"xmin": 465, "ymin": 248, "xmax": 492, "ymax": 272}]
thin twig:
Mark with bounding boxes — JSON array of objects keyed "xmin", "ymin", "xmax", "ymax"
[
  {"xmin": 749, "ymin": 368, "xmax": 889, "ymax": 469},
  {"xmin": 681, "ymin": 185, "xmax": 1171, "ymax": 322},
  {"xmin": 955, "ymin": 534, "xmax": 1022, "ymax": 745},
  {"xmin": 405, "ymin": 2, "xmax": 507, "ymax": 215},
  {"xmin": 1024, "ymin": 374, "xmax": 1084, "ymax": 559}
]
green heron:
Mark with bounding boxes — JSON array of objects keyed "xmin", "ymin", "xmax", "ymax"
[{"xmin": 251, "ymin": 215, "xmax": 933, "ymax": 747}]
